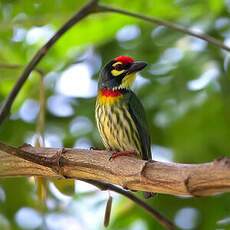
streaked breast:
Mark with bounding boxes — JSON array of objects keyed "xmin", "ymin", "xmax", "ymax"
[{"xmin": 95, "ymin": 100, "xmax": 142, "ymax": 155}]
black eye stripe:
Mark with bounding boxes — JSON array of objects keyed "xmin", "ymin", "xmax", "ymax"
[
  {"xmin": 114, "ymin": 64, "xmax": 123, "ymax": 71},
  {"xmin": 113, "ymin": 62, "xmax": 132, "ymax": 71}
]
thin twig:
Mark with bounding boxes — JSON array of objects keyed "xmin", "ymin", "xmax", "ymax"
[
  {"xmin": 96, "ymin": 4, "xmax": 230, "ymax": 52},
  {"xmin": 36, "ymin": 76, "xmax": 46, "ymax": 140},
  {"xmin": 0, "ymin": 0, "xmax": 99, "ymax": 126},
  {"xmin": 0, "ymin": 63, "xmax": 45, "ymax": 77},
  {"xmin": 104, "ymin": 195, "xmax": 113, "ymax": 227},
  {"xmin": 35, "ymin": 74, "xmax": 47, "ymax": 204},
  {"xmin": 81, "ymin": 179, "xmax": 175, "ymax": 230}
]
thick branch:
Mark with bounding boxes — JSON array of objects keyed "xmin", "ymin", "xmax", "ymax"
[
  {"xmin": 0, "ymin": 63, "xmax": 45, "ymax": 77},
  {"xmin": 0, "ymin": 142, "xmax": 230, "ymax": 196},
  {"xmin": 0, "ymin": 142, "xmax": 175, "ymax": 229}
]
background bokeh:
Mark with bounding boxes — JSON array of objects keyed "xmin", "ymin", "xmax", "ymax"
[{"xmin": 0, "ymin": 0, "xmax": 230, "ymax": 229}]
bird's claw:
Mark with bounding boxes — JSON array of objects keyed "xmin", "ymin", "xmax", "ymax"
[
  {"xmin": 109, "ymin": 151, "xmax": 137, "ymax": 161},
  {"xmin": 90, "ymin": 147, "xmax": 103, "ymax": 151}
]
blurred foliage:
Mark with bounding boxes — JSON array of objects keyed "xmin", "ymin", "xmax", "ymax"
[{"xmin": 0, "ymin": 0, "xmax": 230, "ymax": 229}]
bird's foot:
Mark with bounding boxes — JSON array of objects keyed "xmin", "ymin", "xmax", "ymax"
[
  {"xmin": 109, "ymin": 151, "xmax": 137, "ymax": 161},
  {"xmin": 90, "ymin": 147, "xmax": 103, "ymax": 151}
]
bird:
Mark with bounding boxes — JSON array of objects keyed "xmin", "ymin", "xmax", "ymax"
[{"xmin": 95, "ymin": 56, "xmax": 153, "ymax": 199}]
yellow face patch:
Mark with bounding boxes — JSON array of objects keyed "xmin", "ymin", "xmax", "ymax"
[
  {"xmin": 109, "ymin": 61, "xmax": 137, "ymax": 89},
  {"xmin": 111, "ymin": 62, "xmax": 125, "ymax": 76},
  {"xmin": 111, "ymin": 69, "xmax": 125, "ymax": 76},
  {"xmin": 112, "ymin": 62, "xmax": 122, "ymax": 67}
]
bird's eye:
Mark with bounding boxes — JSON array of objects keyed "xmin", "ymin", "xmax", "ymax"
[{"xmin": 114, "ymin": 64, "xmax": 123, "ymax": 71}]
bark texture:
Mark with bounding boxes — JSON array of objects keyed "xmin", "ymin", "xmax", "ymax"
[{"xmin": 0, "ymin": 142, "xmax": 230, "ymax": 196}]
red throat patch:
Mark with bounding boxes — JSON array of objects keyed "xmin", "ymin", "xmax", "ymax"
[
  {"xmin": 114, "ymin": 56, "xmax": 134, "ymax": 64},
  {"xmin": 101, "ymin": 89, "xmax": 122, "ymax": 97}
]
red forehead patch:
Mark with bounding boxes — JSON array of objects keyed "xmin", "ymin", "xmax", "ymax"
[{"xmin": 114, "ymin": 56, "xmax": 134, "ymax": 64}]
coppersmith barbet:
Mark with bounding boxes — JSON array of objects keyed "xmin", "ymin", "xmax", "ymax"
[{"xmin": 95, "ymin": 56, "xmax": 153, "ymax": 198}]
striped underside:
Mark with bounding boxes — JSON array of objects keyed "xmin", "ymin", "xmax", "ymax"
[{"xmin": 95, "ymin": 93, "xmax": 142, "ymax": 156}]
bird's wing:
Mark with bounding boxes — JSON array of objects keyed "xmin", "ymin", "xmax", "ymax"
[{"xmin": 127, "ymin": 91, "xmax": 152, "ymax": 160}]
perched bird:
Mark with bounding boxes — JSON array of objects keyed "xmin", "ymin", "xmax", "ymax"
[{"xmin": 95, "ymin": 56, "xmax": 153, "ymax": 198}]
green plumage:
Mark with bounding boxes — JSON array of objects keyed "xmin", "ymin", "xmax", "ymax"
[
  {"xmin": 96, "ymin": 90, "xmax": 151, "ymax": 161},
  {"xmin": 127, "ymin": 91, "xmax": 151, "ymax": 160}
]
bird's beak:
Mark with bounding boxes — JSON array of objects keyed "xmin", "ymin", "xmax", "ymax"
[{"xmin": 127, "ymin": 61, "xmax": 147, "ymax": 74}]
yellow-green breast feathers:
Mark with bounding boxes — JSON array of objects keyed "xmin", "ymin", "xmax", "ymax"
[{"xmin": 95, "ymin": 91, "xmax": 142, "ymax": 155}]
